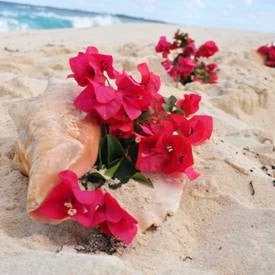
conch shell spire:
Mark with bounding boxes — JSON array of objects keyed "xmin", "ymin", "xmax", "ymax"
[{"xmin": 9, "ymin": 79, "xmax": 101, "ymax": 223}]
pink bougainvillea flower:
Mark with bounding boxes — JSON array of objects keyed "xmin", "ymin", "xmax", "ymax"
[
  {"xmin": 138, "ymin": 63, "xmax": 161, "ymax": 96},
  {"xmin": 177, "ymin": 56, "xmax": 196, "ymax": 77},
  {"xmin": 92, "ymin": 192, "xmax": 138, "ymax": 244},
  {"xmin": 265, "ymin": 59, "xmax": 275, "ymax": 67},
  {"xmin": 74, "ymin": 81, "xmax": 122, "ymax": 120},
  {"xmin": 196, "ymin": 41, "xmax": 219, "ymax": 58},
  {"xmin": 69, "ymin": 46, "xmax": 115, "ymax": 86},
  {"xmin": 257, "ymin": 45, "xmax": 275, "ymax": 67},
  {"xmin": 34, "ymin": 170, "xmax": 104, "ymax": 227},
  {"xmin": 161, "ymin": 134, "xmax": 194, "ymax": 174},
  {"xmin": 206, "ymin": 63, "xmax": 218, "ymax": 72},
  {"xmin": 107, "ymin": 109, "xmax": 135, "ymax": 138},
  {"xmin": 265, "ymin": 46, "xmax": 275, "ymax": 67},
  {"xmin": 184, "ymin": 166, "xmax": 200, "ymax": 180},
  {"xmin": 268, "ymin": 46, "xmax": 275, "ymax": 60},
  {"xmin": 149, "ymin": 117, "xmax": 175, "ymax": 136},
  {"xmin": 187, "ymin": 115, "xmax": 213, "ymax": 146},
  {"xmin": 115, "ymin": 67, "xmax": 157, "ymax": 120},
  {"xmin": 257, "ymin": 45, "xmax": 270, "ymax": 55},
  {"xmin": 182, "ymin": 42, "xmax": 196, "ymax": 56},
  {"xmin": 155, "ymin": 36, "xmax": 174, "ymax": 58},
  {"xmin": 168, "ymin": 66, "xmax": 181, "ymax": 80},
  {"xmin": 192, "ymin": 62, "xmax": 218, "ymax": 84},
  {"xmin": 136, "ymin": 130, "xmax": 194, "ymax": 175},
  {"xmin": 170, "ymin": 114, "xmax": 190, "ymax": 135},
  {"xmin": 170, "ymin": 114, "xmax": 213, "ymax": 146},
  {"xmin": 176, "ymin": 93, "xmax": 201, "ymax": 117},
  {"xmin": 167, "ymin": 57, "xmax": 196, "ymax": 80},
  {"xmin": 208, "ymin": 72, "xmax": 218, "ymax": 84},
  {"xmin": 135, "ymin": 135, "xmax": 167, "ymax": 172},
  {"xmin": 206, "ymin": 63, "xmax": 218, "ymax": 83},
  {"xmin": 116, "ymin": 74, "xmax": 144, "ymax": 120},
  {"xmin": 109, "ymin": 119, "xmax": 134, "ymax": 138},
  {"xmin": 161, "ymin": 59, "xmax": 173, "ymax": 71}
]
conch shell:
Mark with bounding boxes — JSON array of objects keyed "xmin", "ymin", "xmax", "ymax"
[
  {"xmin": 9, "ymin": 79, "xmax": 101, "ymax": 223},
  {"xmin": 109, "ymin": 174, "xmax": 184, "ymax": 232},
  {"xmin": 10, "ymin": 79, "xmax": 184, "ymax": 231}
]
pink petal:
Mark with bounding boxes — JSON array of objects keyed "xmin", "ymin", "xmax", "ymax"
[
  {"xmin": 74, "ymin": 85, "xmax": 96, "ymax": 112},
  {"xmin": 104, "ymin": 192, "xmax": 124, "ymax": 223},
  {"xmin": 33, "ymin": 181, "xmax": 72, "ymax": 220},
  {"xmin": 140, "ymin": 124, "xmax": 154, "ymax": 136},
  {"xmin": 188, "ymin": 115, "xmax": 213, "ymax": 146},
  {"xmin": 94, "ymin": 85, "xmax": 116, "ymax": 104},
  {"xmin": 94, "ymin": 96, "xmax": 121, "ymax": 120},
  {"xmin": 185, "ymin": 166, "xmax": 200, "ymax": 180},
  {"xmin": 107, "ymin": 219, "xmax": 137, "ymax": 244},
  {"xmin": 99, "ymin": 222, "xmax": 112, "ymax": 236},
  {"xmin": 91, "ymin": 208, "xmax": 106, "ymax": 226},
  {"xmin": 138, "ymin": 63, "xmax": 150, "ymax": 84},
  {"xmin": 122, "ymin": 100, "xmax": 141, "ymax": 120}
]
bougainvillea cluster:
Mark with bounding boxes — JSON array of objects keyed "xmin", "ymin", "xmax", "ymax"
[
  {"xmin": 70, "ymin": 46, "xmax": 213, "ymax": 177},
  {"xmin": 39, "ymin": 46, "xmax": 213, "ymax": 245},
  {"xmin": 257, "ymin": 44, "xmax": 275, "ymax": 67},
  {"xmin": 155, "ymin": 30, "xmax": 219, "ymax": 85},
  {"xmin": 36, "ymin": 170, "xmax": 137, "ymax": 244}
]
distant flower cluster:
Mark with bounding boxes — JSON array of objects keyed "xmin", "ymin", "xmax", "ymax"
[
  {"xmin": 257, "ymin": 44, "xmax": 275, "ymax": 67},
  {"xmin": 155, "ymin": 30, "xmax": 219, "ymax": 85}
]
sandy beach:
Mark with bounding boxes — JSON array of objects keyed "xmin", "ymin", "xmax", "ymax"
[{"xmin": 0, "ymin": 23, "xmax": 275, "ymax": 274}]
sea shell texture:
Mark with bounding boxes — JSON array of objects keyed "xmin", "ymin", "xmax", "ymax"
[{"xmin": 9, "ymin": 79, "xmax": 101, "ymax": 223}]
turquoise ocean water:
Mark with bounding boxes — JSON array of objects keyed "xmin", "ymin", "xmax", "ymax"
[{"xmin": 0, "ymin": 1, "xmax": 159, "ymax": 32}]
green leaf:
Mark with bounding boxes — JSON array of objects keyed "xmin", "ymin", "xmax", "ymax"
[
  {"xmin": 106, "ymin": 135, "xmax": 125, "ymax": 167},
  {"xmin": 97, "ymin": 135, "xmax": 125, "ymax": 169},
  {"xmin": 179, "ymin": 75, "xmax": 192, "ymax": 85},
  {"xmin": 81, "ymin": 172, "xmax": 106, "ymax": 189},
  {"xmin": 172, "ymin": 107, "xmax": 184, "ymax": 115},
  {"xmin": 113, "ymin": 157, "xmax": 137, "ymax": 183},
  {"xmin": 132, "ymin": 172, "xmax": 154, "ymax": 188},
  {"xmin": 162, "ymin": 95, "xmax": 177, "ymax": 112},
  {"xmin": 104, "ymin": 160, "xmax": 121, "ymax": 178},
  {"xmin": 136, "ymin": 111, "xmax": 151, "ymax": 123}
]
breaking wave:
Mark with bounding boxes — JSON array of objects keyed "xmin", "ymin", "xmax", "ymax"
[{"xmin": 0, "ymin": 2, "xmax": 143, "ymax": 32}]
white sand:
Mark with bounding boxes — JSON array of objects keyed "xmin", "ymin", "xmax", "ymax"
[{"xmin": 0, "ymin": 23, "xmax": 275, "ymax": 274}]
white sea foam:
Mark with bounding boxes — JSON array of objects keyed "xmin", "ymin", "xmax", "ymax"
[
  {"xmin": 35, "ymin": 11, "xmax": 122, "ymax": 27},
  {"xmin": 0, "ymin": 18, "xmax": 29, "ymax": 32},
  {"xmin": 70, "ymin": 15, "xmax": 121, "ymax": 28}
]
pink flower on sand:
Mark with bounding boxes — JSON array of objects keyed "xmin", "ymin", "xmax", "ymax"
[
  {"xmin": 155, "ymin": 36, "xmax": 174, "ymax": 58},
  {"xmin": 136, "ymin": 132, "xmax": 194, "ymax": 175},
  {"xmin": 178, "ymin": 57, "xmax": 196, "ymax": 77},
  {"xmin": 161, "ymin": 59, "xmax": 173, "ymax": 70},
  {"xmin": 257, "ymin": 45, "xmax": 275, "ymax": 67},
  {"xmin": 171, "ymin": 114, "xmax": 213, "ymax": 146},
  {"xmin": 74, "ymin": 80, "xmax": 122, "ymax": 121},
  {"xmin": 107, "ymin": 109, "xmax": 135, "ymax": 138},
  {"xmin": 92, "ymin": 192, "xmax": 138, "ymax": 245},
  {"xmin": 34, "ymin": 170, "xmax": 104, "ymax": 227},
  {"xmin": 182, "ymin": 42, "xmax": 196, "ymax": 56},
  {"xmin": 176, "ymin": 94, "xmax": 201, "ymax": 117},
  {"xmin": 69, "ymin": 46, "xmax": 115, "ymax": 86},
  {"xmin": 169, "ymin": 57, "xmax": 196, "ymax": 80},
  {"xmin": 196, "ymin": 41, "xmax": 219, "ymax": 58},
  {"xmin": 115, "ymin": 63, "xmax": 160, "ymax": 120},
  {"xmin": 34, "ymin": 170, "xmax": 138, "ymax": 244}
]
